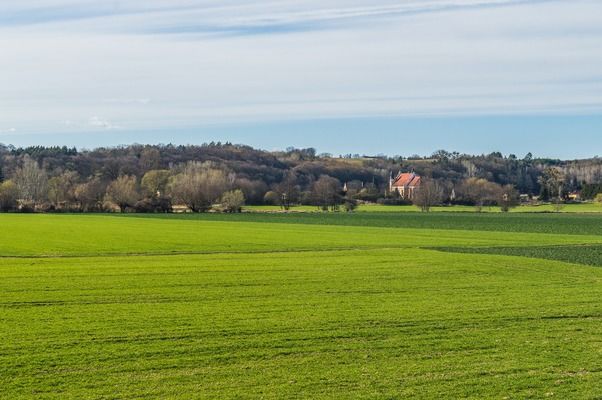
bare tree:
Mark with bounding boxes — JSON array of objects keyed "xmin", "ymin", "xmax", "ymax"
[
  {"xmin": 139, "ymin": 147, "xmax": 161, "ymax": 171},
  {"xmin": 167, "ymin": 162, "xmax": 229, "ymax": 212},
  {"xmin": 221, "ymin": 189, "xmax": 245, "ymax": 213},
  {"xmin": 14, "ymin": 156, "xmax": 48, "ymax": 205},
  {"xmin": 538, "ymin": 167, "xmax": 565, "ymax": 201},
  {"xmin": 263, "ymin": 191, "xmax": 280, "ymax": 206},
  {"xmin": 74, "ymin": 177, "xmax": 106, "ymax": 212},
  {"xmin": 0, "ymin": 180, "xmax": 19, "ymax": 212},
  {"xmin": 141, "ymin": 170, "xmax": 171, "ymax": 198},
  {"xmin": 48, "ymin": 171, "xmax": 79, "ymax": 209},
  {"xmin": 459, "ymin": 178, "xmax": 501, "ymax": 212},
  {"xmin": 274, "ymin": 172, "xmax": 300, "ymax": 210},
  {"xmin": 106, "ymin": 175, "xmax": 139, "ymax": 212},
  {"xmin": 498, "ymin": 184, "xmax": 519, "ymax": 212},
  {"xmin": 234, "ymin": 178, "xmax": 268, "ymax": 204},
  {"xmin": 413, "ymin": 180, "xmax": 444, "ymax": 212},
  {"xmin": 311, "ymin": 175, "xmax": 342, "ymax": 211}
]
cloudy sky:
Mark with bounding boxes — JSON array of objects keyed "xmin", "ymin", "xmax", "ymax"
[{"xmin": 1, "ymin": 0, "xmax": 602, "ymax": 157}]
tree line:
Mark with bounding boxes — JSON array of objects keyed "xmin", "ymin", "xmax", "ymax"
[{"xmin": 0, "ymin": 143, "xmax": 601, "ymax": 213}]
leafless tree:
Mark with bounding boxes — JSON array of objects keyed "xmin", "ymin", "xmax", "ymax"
[
  {"xmin": 459, "ymin": 178, "xmax": 501, "ymax": 212},
  {"xmin": 139, "ymin": 147, "xmax": 161, "ymax": 171},
  {"xmin": 413, "ymin": 179, "xmax": 444, "ymax": 212},
  {"xmin": 0, "ymin": 180, "xmax": 19, "ymax": 211},
  {"xmin": 13, "ymin": 156, "xmax": 48, "ymax": 205},
  {"xmin": 167, "ymin": 162, "xmax": 229, "ymax": 212},
  {"xmin": 274, "ymin": 172, "xmax": 300, "ymax": 210},
  {"xmin": 234, "ymin": 178, "xmax": 268, "ymax": 204},
  {"xmin": 74, "ymin": 177, "xmax": 106, "ymax": 212},
  {"xmin": 538, "ymin": 167, "xmax": 565, "ymax": 201},
  {"xmin": 106, "ymin": 175, "xmax": 139, "ymax": 212},
  {"xmin": 48, "ymin": 171, "xmax": 79, "ymax": 209},
  {"xmin": 141, "ymin": 170, "xmax": 171, "ymax": 198},
  {"xmin": 221, "ymin": 189, "xmax": 245, "ymax": 213},
  {"xmin": 263, "ymin": 191, "xmax": 280, "ymax": 206},
  {"xmin": 498, "ymin": 184, "xmax": 519, "ymax": 212},
  {"xmin": 311, "ymin": 175, "xmax": 342, "ymax": 211}
]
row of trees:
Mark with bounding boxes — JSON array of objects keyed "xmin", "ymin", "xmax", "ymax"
[
  {"xmin": 2, "ymin": 143, "xmax": 601, "ymax": 197},
  {"xmin": 261, "ymin": 175, "xmax": 522, "ymax": 213},
  {"xmin": 0, "ymin": 157, "xmax": 247, "ymax": 213},
  {"xmin": 0, "ymin": 143, "xmax": 601, "ymax": 213},
  {"xmin": 0, "ymin": 157, "xmax": 363, "ymax": 213},
  {"xmin": 412, "ymin": 178, "xmax": 519, "ymax": 212},
  {"xmin": 263, "ymin": 174, "xmax": 357, "ymax": 211}
]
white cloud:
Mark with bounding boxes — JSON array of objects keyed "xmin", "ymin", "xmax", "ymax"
[
  {"xmin": 0, "ymin": 0, "xmax": 601, "ymax": 135},
  {"xmin": 0, "ymin": 1, "xmax": 566, "ymax": 33},
  {"xmin": 88, "ymin": 116, "xmax": 121, "ymax": 130}
]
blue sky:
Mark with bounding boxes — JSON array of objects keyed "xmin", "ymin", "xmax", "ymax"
[{"xmin": 1, "ymin": 0, "xmax": 602, "ymax": 158}]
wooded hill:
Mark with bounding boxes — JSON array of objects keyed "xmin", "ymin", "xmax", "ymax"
[{"xmin": 0, "ymin": 143, "xmax": 601, "ymax": 212}]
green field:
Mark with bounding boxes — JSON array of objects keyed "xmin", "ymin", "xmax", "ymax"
[
  {"xmin": 245, "ymin": 202, "xmax": 602, "ymax": 213},
  {"xmin": 2, "ymin": 213, "xmax": 602, "ymax": 399}
]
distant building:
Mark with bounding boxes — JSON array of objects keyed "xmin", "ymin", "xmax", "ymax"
[
  {"xmin": 390, "ymin": 172, "xmax": 421, "ymax": 200},
  {"xmin": 568, "ymin": 191, "xmax": 581, "ymax": 201}
]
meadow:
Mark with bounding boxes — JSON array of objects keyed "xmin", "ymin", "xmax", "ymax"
[
  {"xmin": 1, "ymin": 212, "xmax": 602, "ymax": 399},
  {"xmin": 245, "ymin": 202, "xmax": 602, "ymax": 213}
]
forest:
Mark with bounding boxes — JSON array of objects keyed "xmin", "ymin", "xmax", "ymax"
[{"xmin": 0, "ymin": 142, "xmax": 601, "ymax": 212}]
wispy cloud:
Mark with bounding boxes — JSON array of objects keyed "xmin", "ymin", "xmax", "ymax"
[
  {"xmin": 0, "ymin": 1, "xmax": 562, "ymax": 36},
  {"xmin": 0, "ymin": 0, "xmax": 601, "ymax": 137},
  {"xmin": 61, "ymin": 117, "xmax": 122, "ymax": 130},
  {"xmin": 87, "ymin": 116, "xmax": 120, "ymax": 130}
]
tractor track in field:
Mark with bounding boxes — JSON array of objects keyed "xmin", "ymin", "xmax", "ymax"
[
  {"xmin": 0, "ymin": 245, "xmax": 419, "ymax": 260},
  {"xmin": 2, "ymin": 243, "xmax": 601, "ymax": 270}
]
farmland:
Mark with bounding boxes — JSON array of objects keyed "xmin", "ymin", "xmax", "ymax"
[
  {"xmin": 245, "ymin": 203, "xmax": 602, "ymax": 213},
  {"xmin": 2, "ymin": 213, "xmax": 602, "ymax": 399}
]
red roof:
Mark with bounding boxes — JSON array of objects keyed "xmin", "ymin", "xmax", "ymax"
[{"xmin": 391, "ymin": 173, "xmax": 421, "ymax": 188}]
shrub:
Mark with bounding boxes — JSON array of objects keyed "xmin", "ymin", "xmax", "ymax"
[
  {"xmin": 134, "ymin": 197, "xmax": 172, "ymax": 213},
  {"xmin": 376, "ymin": 197, "xmax": 412, "ymax": 206},
  {"xmin": 343, "ymin": 200, "xmax": 357, "ymax": 212},
  {"xmin": 19, "ymin": 203, "xmax": 36, "ymax": 213},
  {"xmin": 263, "ymin": 191, "xmax": 280, "ymax": 205},
  {"xmin": 221, "ymin": 190, "xmax": 245, "ymax": 213},
  {"xmin": 353, "ymin": 188, "xmax": 380, "ymax": 203}
]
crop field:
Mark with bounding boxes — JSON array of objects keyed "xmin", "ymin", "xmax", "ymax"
[
  {"xmin": 245, "ymin": 203, "xmax": 602, "ymax": 213},
  {"xmin": 2, "ymin": 213, "xmax": 602, "ymax": 399}
]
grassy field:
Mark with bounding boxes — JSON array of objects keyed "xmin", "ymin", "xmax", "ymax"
[
  {"xmin": 2, "ymin": 213, "xmax": 602, "ymax": 399},
  {"xmin": 125, "ymin": 211, "xmax": 602, "ymax": 236},
  {"xmin": 245, "ymin": 203, "xmax": 602, "ymax": 213}
]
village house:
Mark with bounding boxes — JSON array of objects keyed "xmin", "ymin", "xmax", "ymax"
[
  {"xmin": 389, "ymin": 172, "xmax": 421, "ymax": 200},
  {"xmin": 568, "ymin": 191, "xmax": 582, "ymax": 202}
]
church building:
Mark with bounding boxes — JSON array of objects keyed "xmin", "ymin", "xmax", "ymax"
[{"xmin": 389, "ymin": 172, "xmax": 421, "ymax": 200}]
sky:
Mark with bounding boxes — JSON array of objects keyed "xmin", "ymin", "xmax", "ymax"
[{"xmin": 1, "ymin": 0, "xmax": 602, "ymax": 158}]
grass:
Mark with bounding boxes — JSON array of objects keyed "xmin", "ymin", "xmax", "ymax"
[
  {"xmin": 244, "ymin": 202, "xmax": 602, "ymax": 213},
  {"xmin": 1, "ymin": 213, "xmax": 602, "ymax": 398},
  {"xmin": 434, "ymin": 244, "xmax": 602, "ymax": 268},
  {"xmin": 123, "ymin": 211, "xmax": 602, "ymax": 236}
]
